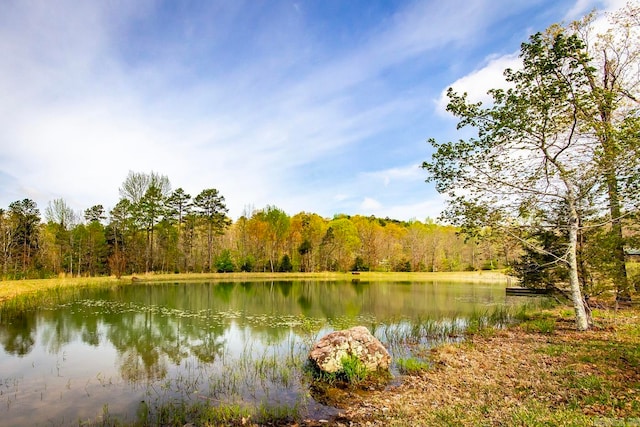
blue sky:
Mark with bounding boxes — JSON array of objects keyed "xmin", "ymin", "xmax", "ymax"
[{"xmin": 0, "ymin": 0, "xmax": 626, "ymax": 221}]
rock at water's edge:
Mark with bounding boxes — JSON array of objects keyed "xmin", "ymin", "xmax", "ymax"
[{"xmin": 308, "ymin": 326, "xmax": 391, "ymax": 374}]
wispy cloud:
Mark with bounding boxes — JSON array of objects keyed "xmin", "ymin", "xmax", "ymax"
[
  {"xmin": 0, "ymin": 0, "xmax": 607, "ymax": 221},
  {"xmin": 435, "ymin": 53, "xmax": 521, "ymax": 114},
  {"xmin": 436, "ymin": 0, "xmax": 632, "ymax": 117}
]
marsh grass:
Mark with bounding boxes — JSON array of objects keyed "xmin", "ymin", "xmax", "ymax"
[
  {"xmin": 153, "ymin": 401, "xmax": 252, "ymax": 427},
  {"xmin": 381, "ymin": 302, "xmax": 550, "ymax": 357},
  {"xmin": 339, "ymin": 354, "xmax": 369, "ymax": 385},
  {"xmin": 131, "ymin": 346, "xmax": 312, "ymax": 426},
  {"xmin": 0, "ymin": 277, "xmax": 126, "ymax": 303}
]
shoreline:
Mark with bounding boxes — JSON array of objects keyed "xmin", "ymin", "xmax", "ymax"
[
  {"xmin": 0, "ymin": 270, "xmax": 512, "ymax": 303},
  {"xmin": 325, "ymin": 305, "xmax": 640, "ymax": 426},
  {"xmin": 1, "ymin": 272, "xmax": 637, "ymax": 425}
]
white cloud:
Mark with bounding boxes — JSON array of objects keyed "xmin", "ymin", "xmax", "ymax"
[
  {"xmin": 564, "ymin": 0, "xmax": 629, "ymax": 21},
  {"xmin": 363, "ymin": 164, "xmax": 424, "ymax": 187},
  {"xmin": 564, "ymin": 0, "xmax": 597, "ymax": 20},
  {"xmin": 378, "ymin": 198, "xmax": 447, "ymax": 222},
  {"xmin": 435, "ymin": 53, "xmax": 521, "ymax": 115},
  {"xmin": 361, "ymin": 197, "xmax": 382, "ymax": 211}
]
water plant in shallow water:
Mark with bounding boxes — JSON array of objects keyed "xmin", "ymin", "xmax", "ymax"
[
  {"xmin": 339, "ymin": 354, "xmax": 369, "ymax": 384},
  {"xmin": 305, "ymin": 355, "xmax": 392, "ymax": 392}
]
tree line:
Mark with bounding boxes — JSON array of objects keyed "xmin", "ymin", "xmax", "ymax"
[{"xmin": 0, "ymin": 171, "xmax": 516, "ymax": 280}]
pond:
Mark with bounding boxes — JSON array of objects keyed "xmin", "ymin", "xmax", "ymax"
[{"xmin": 0, "ymin": 279, "xmax": 532, "ymax": 425}]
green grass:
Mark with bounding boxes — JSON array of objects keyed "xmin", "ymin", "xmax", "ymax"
[
  {"xmin": 340, "ymin": 354, "xmax": 369, "ymax": 384},
  {"xmin": 508, "ymin": 402, "xmax": 591, "ymax": 426},
  {"xmin": 521, "ymin": 317, "xmax": 556, "ymax": 334},
  {"xmin": 396, "ymin": 357, "xmax": 431, "ymax": 375}
]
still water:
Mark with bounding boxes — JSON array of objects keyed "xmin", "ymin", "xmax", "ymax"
[{"xmin": 0, "ymin": 279, "xmax": 520, "ymax": 425}]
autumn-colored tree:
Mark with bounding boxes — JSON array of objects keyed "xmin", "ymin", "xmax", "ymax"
[{"xmin": 322, "ymin": 216, "xmax": 360, "ymax": 272}]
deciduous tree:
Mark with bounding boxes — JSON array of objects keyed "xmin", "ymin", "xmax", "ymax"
[
  {"xmin": 424, "ymin": 30, "xmax": 599, "ymax": 330},
  {"xmin": 571, "ymin": 6, "xmax": 640, "ymax": 298}
]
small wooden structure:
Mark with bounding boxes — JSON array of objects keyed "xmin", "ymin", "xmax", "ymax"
[{"xmin": 506, "ymin": 287, "xmax": 552, "ymax": 296}]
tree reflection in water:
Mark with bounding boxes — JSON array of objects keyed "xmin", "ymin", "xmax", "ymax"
[{"xmin": 0, "ymin": 280, "xmax": 513, "ymax": 425}]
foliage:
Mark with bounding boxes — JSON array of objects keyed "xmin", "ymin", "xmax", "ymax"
[
  {"xmin": 0, "ymin": 194, "xmax": 538, "ymax": 279},
  {"xmin": 0, "ymin": 165, "xmax": 570, "ymax": 280},
  {"xmin": 277, "ymin": 254, "xmax": 293, "ymax": 272},
  {"xmin": 422, "ymin": 6, "xmax": 640, "ymax": 327},
  {"xmin": 351, "ymin": 256, "xmax": 369, "ymax": 272},
  {"xmin": 339, "ymin": 354, "xmax": 369, "ymax": 384},
  {"xmin": 215, "ymin": 249, "xmax": 235, "ymax": 273},
  {"xmin": 510, "ymin": 229, "xmax": 569, "ymax": 289},
  {"xmin": 194, "ymin": 188, "xmax": 230, "ymax": 272},
  {"xmin": 5, "ymin": 199, "xmax": 41, "ymax": 278},
  {"xmin": 238, "ymin": 255, "xmax": 255, "ymax": 272}
]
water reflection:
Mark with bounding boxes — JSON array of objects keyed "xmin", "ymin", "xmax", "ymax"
[
  {"xmin": 0, "ymin": 311, "xmax": 35, "ymax": 355},
  {"xmin": 0, "ymin": 280, "xmax": 512, "ymax": 425}
]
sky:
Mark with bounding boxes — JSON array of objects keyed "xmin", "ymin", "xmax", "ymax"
[{"xmin": 0, "ymin": 0, "xmax": 629, "ymax": 222}]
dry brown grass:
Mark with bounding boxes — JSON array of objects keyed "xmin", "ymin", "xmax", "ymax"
[
  {"xmin": 0, "ymin": 275, "xmax": 127, "ymax": 303},
  {"xmin": 323, "ymin": 306, "xmax": 640, "ymax": 427}
]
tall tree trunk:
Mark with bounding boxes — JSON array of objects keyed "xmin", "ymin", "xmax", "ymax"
[
  {"xmin": 605, "ymin": 170, "xmax": 630, "ymax": 300},
  {"xmin": 207, "ymin": 222, "xmax": 213, "ymax": 272},
  {"xmin": 589, "ymin": 55, "xmax": 630, "ymax": 300},
  {"xmin": 150, "ymin": 225, "xmax": 154, "ymax": 272},
  {"xmin": 568, "ymin": 206, "xmax": 591, "ymax": 331}
]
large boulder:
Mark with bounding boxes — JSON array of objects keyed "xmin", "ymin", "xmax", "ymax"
[{"xmin": 308, "ymin": 326, "xmax": 391, "ymax": 374}]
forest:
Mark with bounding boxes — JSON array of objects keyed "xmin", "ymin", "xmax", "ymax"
[{"xmin": 0, "ymin": 171, "xmax": 516, "ymax": 280}]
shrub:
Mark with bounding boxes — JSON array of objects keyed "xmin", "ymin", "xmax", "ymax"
[{"xmin": 215, "ymin": 249, "xmax": 235, "ymax": 272}]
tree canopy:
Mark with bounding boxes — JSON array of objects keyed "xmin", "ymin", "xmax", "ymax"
[{"xmin": 424, "ymin": 5, "xmax": 640, "ymax": 330}]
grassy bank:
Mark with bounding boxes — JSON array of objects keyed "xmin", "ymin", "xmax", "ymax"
[
  {"xmin": 334, "ymin": 305, "xmax": 640, "ymax": 426},
  {"xmin": 0, "ymin": 270, "xmax": 511, "ymax": 303}
]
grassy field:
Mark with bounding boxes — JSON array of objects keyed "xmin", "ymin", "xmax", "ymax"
[{"xmin": 0, "ymin": 270, "xmax": 511, "ymax": 303}]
